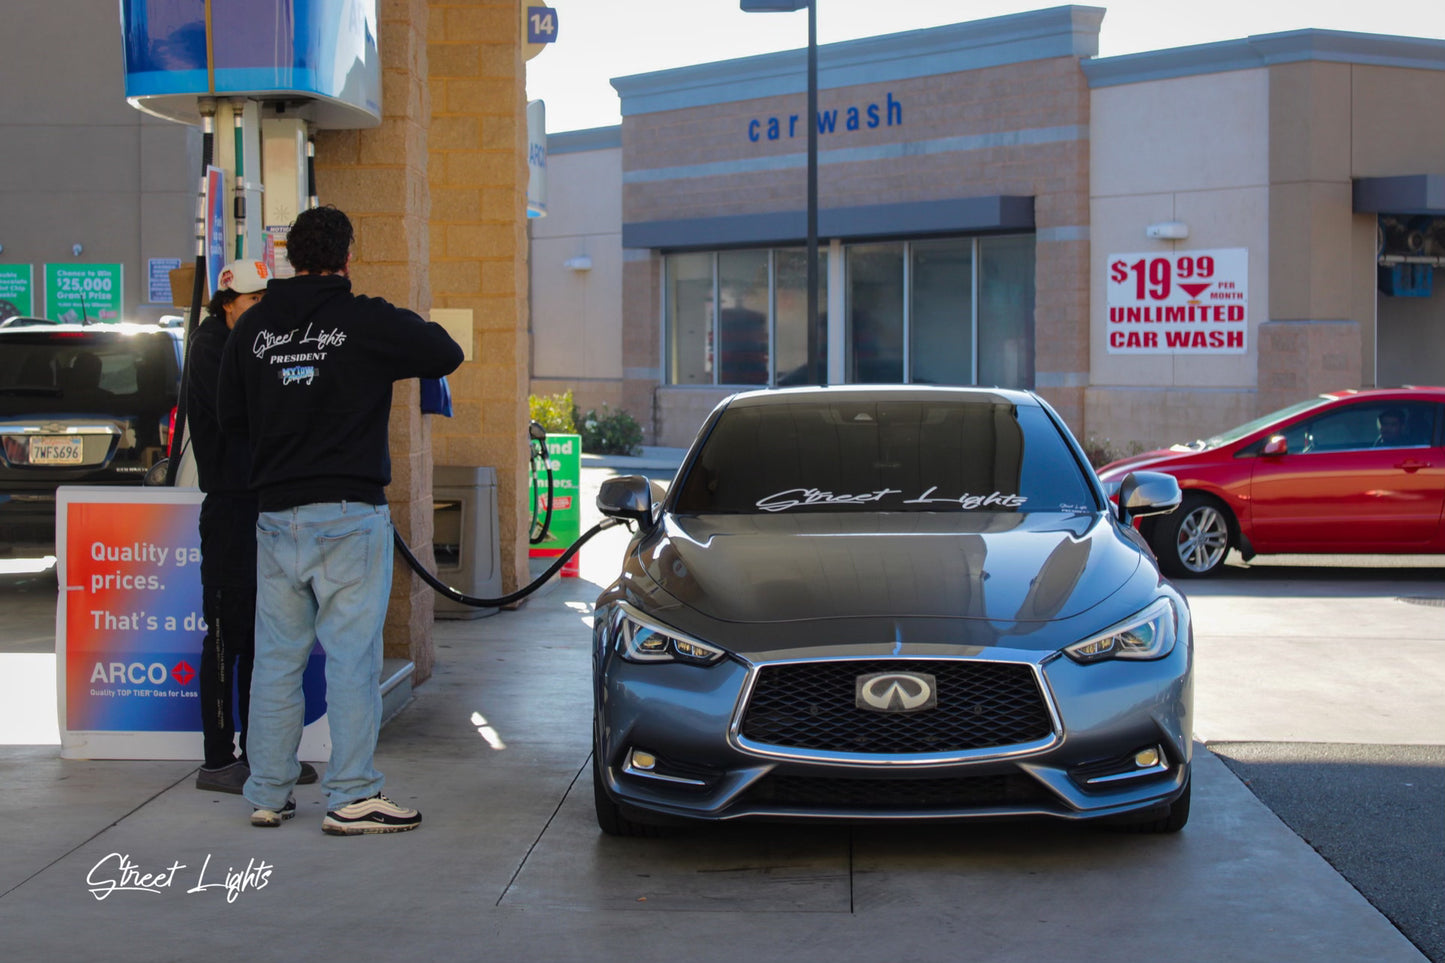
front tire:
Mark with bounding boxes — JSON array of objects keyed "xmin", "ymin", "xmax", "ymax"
[
  {"xmin": 1147, "ymin": 494, "xmax": 1232, "ymax": 577},
  {"xmin": 1119, "ymin": 778, "xmax": 1191, "ymax": 834},
  {"xmin": 592, "ymin": 741, "xmax": 667, "ymax": 837}
]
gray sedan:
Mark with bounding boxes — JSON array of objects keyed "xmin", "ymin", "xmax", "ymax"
[{"xmin": 592, "ymin": 386, "xmax": 1191, "ymax": 835}]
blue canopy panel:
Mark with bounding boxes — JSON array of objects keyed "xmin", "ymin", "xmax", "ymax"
[{"xmin": 120, "ymin": 0, "xmax": 381, "ymax": 129}]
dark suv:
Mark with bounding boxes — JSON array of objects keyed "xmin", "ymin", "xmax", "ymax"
[{"xmin": 0, "ymin": 323, "xmax": 183, "ymax": 545}]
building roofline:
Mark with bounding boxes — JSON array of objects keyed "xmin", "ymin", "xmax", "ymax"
[
  {"xmin": 611, "ymin": 5, "xmax": 1104, "ymax": 117},
  {"xmin": 1084, "ymin": 28, "xmax": 1445, "ymax": 87},
  {"xmin": 547, "ymin": 125, "xmax": 622, "ymax": 154}
]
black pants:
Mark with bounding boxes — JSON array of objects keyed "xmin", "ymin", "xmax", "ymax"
[{"xmin": 199, "ymin": 581, "xmax": 256, "ymax": 769}]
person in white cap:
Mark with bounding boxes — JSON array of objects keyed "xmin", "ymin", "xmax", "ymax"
[{"xmin": 189, "ymin": 259, "xmax": 318, "ymax": 793}]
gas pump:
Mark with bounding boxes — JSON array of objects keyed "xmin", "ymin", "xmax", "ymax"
[{"xmin": 51, "ymin": 1, "xmax": 384, "ymax": 760}]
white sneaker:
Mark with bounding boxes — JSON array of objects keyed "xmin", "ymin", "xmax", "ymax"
[
  {"xmin": 250, "ymin": 795, "xmax": 296, "ymax": 828},
  {"xmin": 321, "ymin": 793, "xmax": 422, "ymax": 835}
]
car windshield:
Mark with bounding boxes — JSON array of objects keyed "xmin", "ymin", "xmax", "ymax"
[
  {"xmin": 1194, "ymin": 395, "xmax": 1334, "ymax": 449},
  {"xmin": 0, "ymin": 331, "xmax": 178, "ymax": 413},
  {"xmin": 671, "ymin": 398, "xmax": 1098, "ymax": 515}
]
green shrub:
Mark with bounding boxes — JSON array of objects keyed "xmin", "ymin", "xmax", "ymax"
[
  {"xmin": 528, "ymin": 391, "xmax": 577, "ymax": 435},
  {"xmin": 576, "ymin": 403, "xmax": 644, "ymax": 457}
]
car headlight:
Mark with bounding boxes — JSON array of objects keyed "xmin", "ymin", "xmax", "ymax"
[
  {"xmin": 1063, "ymin": 598, "xmax": 1177, "ymax": 663},
  {"xmin": 615, "ymin": 605, "xmax": 726, "ymax": 666}
]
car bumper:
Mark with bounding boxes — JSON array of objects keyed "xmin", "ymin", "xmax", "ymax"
[{"xmin": 595, "ymin": 639, "xmax": 1193, "ymax": 825}]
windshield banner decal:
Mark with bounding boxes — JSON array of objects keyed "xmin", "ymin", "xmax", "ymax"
[{"xmin": 756, "ymin": 487, "xmax": 1027, "ymax": 512}]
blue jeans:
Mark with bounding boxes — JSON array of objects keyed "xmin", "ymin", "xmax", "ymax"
[{"xmin": 243, "ymin": 502, "xmax": 393, "ymax": 811}]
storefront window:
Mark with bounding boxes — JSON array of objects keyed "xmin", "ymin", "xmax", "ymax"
[
  {"xmin": 846, "ymin": 242, "xmax": 904, "ymax": 383},
  {"xmin": 978, "ymin": 235, "xmax": 1035, "ymax": 389},
  {"xmin": 666, "ymin": 252, "xmax": 713, "ymax": 385},
  {"xmin": 910, "ymin": 238, "xmax": 974, "ymax": 384},
  {"xmin": 773, "ymin": 248, "xmax": 827, "ymax": 386},
  {"xmin": 717, "ymin": 250, "xmax": 770, "ymax": 385},
  {"xmin": 664, "ymin": 235, "xmax": 1033, "ymax": 389}
]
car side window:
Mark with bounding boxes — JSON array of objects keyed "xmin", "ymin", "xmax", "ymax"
[{"xmin": 1293, "ymin": 402, "xmax": 1436, "ymax": 453}]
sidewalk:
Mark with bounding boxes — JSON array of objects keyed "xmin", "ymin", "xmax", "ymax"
[{"xmin": 580, "ymin": 444, "xmax": 688, "ymax": 473}]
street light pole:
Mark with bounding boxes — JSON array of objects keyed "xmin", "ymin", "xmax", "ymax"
[
  {"xmin": 741, "ymin": 0, "xmax": 821, "ymax": 385},
  {"xmin": 805, "ymin": 0, "xmax": 819, "ymax": 384}
]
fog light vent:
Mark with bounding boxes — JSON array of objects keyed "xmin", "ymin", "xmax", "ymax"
[
  {"xmin": 621, "ymin": 748, "xmax": 709, "ymax": 787},
  {"xmin": 1073, "ymin": 745, "xmax": 1171, "ymax": 787}
]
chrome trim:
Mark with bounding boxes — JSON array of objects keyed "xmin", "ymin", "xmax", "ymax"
[
  {"xmin": 4, "ymin": 423, "xmax": 120, "ymax": 436},
  {"xmin": 613, "ymin": 600, "xmax": 727, "ymax": 664},
  {"xmin": 727, "ymin": 654, "xmax": 1064, "ymax": 767},
  {"xmin": 621, "ymin": 753, "xmax": 708, "ymax": 787},
  {"xmin": 1084, "ymin": 761, "xmax": 1171, "ymax": 786}
]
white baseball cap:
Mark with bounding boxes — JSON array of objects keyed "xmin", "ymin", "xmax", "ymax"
[{"xmin": 217, "ymin": 259, "xmax": 270, "ymax": 294}]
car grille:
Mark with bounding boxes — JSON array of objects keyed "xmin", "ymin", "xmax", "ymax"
[
  {"xmin": 739, "ymin": 772, "xmax": 1051, "ymax": 810},
  {"xmin": 738, "ymin": 659, "xmax": 1053, "ymax": 754}
]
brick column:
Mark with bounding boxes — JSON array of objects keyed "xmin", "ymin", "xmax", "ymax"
[
  {"xmin": 427, "ymin": 0, "xmax": 531, "ymax": 597},
  {"xmin": 314, "ymin": 0, "xmax": 438, "ymax": 680}
]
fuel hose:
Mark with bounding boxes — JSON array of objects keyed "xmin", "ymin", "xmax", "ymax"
[{"xmin": 393, "ymin": 517, "xmax": 624, "ymax": 608}]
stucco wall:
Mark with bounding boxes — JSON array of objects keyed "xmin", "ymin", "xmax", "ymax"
[
  {"xmin": 0, "ymin": 0, "xmax": 197, "ymax": 322},
  {"xmin": 1087, "ymin": 69, "xmax": 1271, "ymax": 448},
  {"xmin": 528, "ymin": 144, "xmax": 625, "ymax": 417}
]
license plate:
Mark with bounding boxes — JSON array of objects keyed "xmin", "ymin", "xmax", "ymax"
[{"xmin": 28, "ymin": 435, "xmax": 84, "ymax": 465}]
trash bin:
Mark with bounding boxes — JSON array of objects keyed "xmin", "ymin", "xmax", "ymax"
[{"xmin": 432, "ymin": 465, "xmax": 501, "ymax": 620}]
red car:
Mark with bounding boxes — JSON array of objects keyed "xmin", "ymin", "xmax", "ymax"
[{"xmin": 1096, "ymin": 387, "xmax": 1445, "ymax": 576}]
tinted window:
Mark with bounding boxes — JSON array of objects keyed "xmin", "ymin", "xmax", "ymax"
[
  {"xmin": 0, "ymin": 331, "xmax": 178, "ymax": 414},
  {"xmin": 672, "ymin": 399, "xmax": 1096, "ymax": 515},
  {"xmin": 1284, "ymin": 401, "xmax": 1438, "ymax": 453}
]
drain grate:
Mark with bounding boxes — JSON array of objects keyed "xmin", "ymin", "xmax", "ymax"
[{"xmin": 1397, "ymin": 596, "xmax": 1445, "ymax": 608}]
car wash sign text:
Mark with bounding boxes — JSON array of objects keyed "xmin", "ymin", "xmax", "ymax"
[{"xmin": 1106, "ymin": 248, "xmax": 1247, "ymax": 354}]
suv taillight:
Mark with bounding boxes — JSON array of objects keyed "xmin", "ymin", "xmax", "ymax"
[{"xmin": 162, "ymin": 407, "xmax": 177, "ymax": 451}]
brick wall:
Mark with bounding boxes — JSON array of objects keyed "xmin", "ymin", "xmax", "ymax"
[
  {"xmin": 623, "ymin": 55, "xmax": 1092, "ymax": 442},
  {"xmin": 315, "ymin": 0, "xmax": 436, "ymax": 678},
  {"xmin": 310, "ymin": 0, "xmax": 529, "ymax": 684},
  {"xmin": 427, "ymin": 0, "xmax": 531, "ymax": 626}
]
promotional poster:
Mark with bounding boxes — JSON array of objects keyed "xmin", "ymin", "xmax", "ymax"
[{"xmin": 56, "ymin": 487, "xmax": 329, "ymax": 760}]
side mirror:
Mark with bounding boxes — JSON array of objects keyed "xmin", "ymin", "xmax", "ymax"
[
  {"xmin": 1117, "ymin": 470, "xmax": 1181, "ymax": 521},
  {"xmin": 597, "ymin": 475, "xmax": 655, "ymax": 527},
  {"xmin": 1261, "ymin": 434, "xmax": 1288, "ymax": 457}
]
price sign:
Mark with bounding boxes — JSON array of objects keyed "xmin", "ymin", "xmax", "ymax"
[
  {"xmin": 1105, "ymin": 248, "xmax": 1247, "ymax": 354},
  {"xmin": 44, "ymin": 263, "xmax": 124, "ymax": 323}
]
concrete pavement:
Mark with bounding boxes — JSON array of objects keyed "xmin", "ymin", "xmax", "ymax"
[{"xmin": 0, "ymin": 452, "xmax": 1440, "ymax": 962}]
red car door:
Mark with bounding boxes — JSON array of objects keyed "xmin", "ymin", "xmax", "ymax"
[{"xmin": 1248, "ymin": 401, "xmax": 1444, "ymax": 549}]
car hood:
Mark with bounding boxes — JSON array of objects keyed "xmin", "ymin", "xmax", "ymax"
[
  {"xmin": 1095, "ymin": 447, "xmax": 1197, "ymax": 481},
  {"xmin": 634, "ymin": 511, "xmax": 1141, "ymax": 626}
]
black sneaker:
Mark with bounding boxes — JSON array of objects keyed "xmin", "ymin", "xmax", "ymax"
[
  {"xmin": 250, "ymin": 795, "xmax": 297, "ymax": 828},
  {"xmin": 204, "ymin": 761, "xmax": 317, "ymax": 791},
  {"xmin": 196, "ymin": 761, "xmax": 249, "ymax": 794},
  {"xmin": 321, "ymin": 793, "xmax": 421, "ymax": 835}
]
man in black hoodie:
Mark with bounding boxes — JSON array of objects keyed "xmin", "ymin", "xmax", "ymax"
[
  {"xmin": 218, "ymin": 206, "xmax": 463, "ymax": 834},
  {"xmin": 189, "ymin": 258, "xmax": 317, "ymax": 794}
]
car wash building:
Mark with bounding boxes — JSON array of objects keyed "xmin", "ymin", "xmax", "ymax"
[{"xmin": 533, "ymin": 5, "xmax": 1445, "ymax": 450}]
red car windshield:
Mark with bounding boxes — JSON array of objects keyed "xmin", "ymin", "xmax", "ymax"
[{"xmin": 1200, "ymin": 396, "xmax": 1334, "ymax": 449}]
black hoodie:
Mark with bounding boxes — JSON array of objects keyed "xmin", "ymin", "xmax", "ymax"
[
  {"xmin": 217, "ymin": 274, "xmax": 463, "ymax": 512},
  {"xmin": 188, "ymin": 313, "xmax": 258, "ymax": 584}
]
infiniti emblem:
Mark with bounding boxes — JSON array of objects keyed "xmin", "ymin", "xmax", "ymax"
[{"xmin": 855, "ymin": 671, "xmax": 937, "ymax": 713}]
